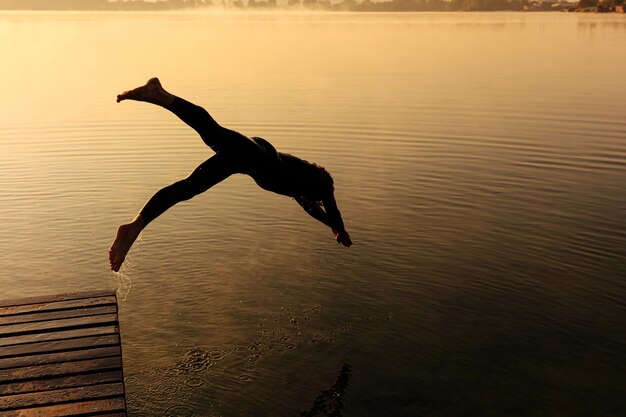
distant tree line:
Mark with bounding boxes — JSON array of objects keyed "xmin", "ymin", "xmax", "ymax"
[
  {"xmin": 0, "ymin": 0, "xmax": 586, "ymax": 12},
  {"xmin": 249, "ymin": 0, "xmax": 531, "ymax": 11},
  {"xmin": 578, "ymin": 0, "xmax": 623, "ymax": 8}
]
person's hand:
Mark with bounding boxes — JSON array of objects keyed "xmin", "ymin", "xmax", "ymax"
[{"xmin": 334, "ymin": 230, "xmax": 352, "ymax": 247}]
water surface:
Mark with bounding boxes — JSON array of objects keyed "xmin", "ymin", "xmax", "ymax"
[{"xmin": 1, "ymin": 11, "xmax": 625, "ymax": 416}]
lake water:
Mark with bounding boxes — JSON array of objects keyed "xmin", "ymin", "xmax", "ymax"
[{"xmin": 1, "ymin": 10, "xmax": 626, "ymax": 417}]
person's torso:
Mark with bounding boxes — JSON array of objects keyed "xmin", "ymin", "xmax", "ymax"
[{"xmin": 248, "ymin": 138, "xmax": 329, "ymax": 201}]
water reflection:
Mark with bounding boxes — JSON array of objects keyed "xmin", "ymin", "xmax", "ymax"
[
  {"xmin": 127, "ymin": 361, "xmax": 353, "ymax": 417},
  {"xmin": 128, "ymin": 356, "xmax": 353, "ymax": 416},
  {"xmin": 301, "ymin": 364, "xmax": 352, "ymax": 417},
  {"xmin": 124, "ymin": 303, "xmax": 375, "ymax": 416}
]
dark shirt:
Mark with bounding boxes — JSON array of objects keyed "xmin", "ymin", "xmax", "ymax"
[{"xmin": 250, "ymin": 137, "xmax": 333, "ymax": 202}]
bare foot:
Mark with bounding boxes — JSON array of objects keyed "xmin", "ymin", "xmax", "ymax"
[
  {"xmin": 109, "ymin": 221, "xmax": 143, "ymax": 272},
  {"xmin": 116, "ymin": 77, "xmax": 174, "ymax": 106}
]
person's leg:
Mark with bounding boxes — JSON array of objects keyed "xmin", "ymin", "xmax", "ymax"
[
  {"xmin": 109, "ymin": 153, "xmax": 236, "ymax": 271},
  {"xmin": 165, "ymin": 97, "xmax": 227, "ymax": 152},
  {"xmin": 117, "ymin": 77, "xmax": 229, "ymax": 152}
]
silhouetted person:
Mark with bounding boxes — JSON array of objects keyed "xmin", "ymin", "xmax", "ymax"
[{"xmin": 109, "ymin": 78, "xmax": 352, "ymax": 271}]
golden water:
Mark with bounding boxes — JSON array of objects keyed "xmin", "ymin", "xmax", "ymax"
[{"xmin": 1, "ymin": 11, "xmax": 625, "ymax": 416}]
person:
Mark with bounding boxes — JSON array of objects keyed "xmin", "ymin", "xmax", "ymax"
[{"xmin": 109, "ymin": 78, "xmax": 352, "ymax": 272}]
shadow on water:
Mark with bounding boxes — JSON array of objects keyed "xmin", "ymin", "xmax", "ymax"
[
  {"xmin": 127, "ymin": 356, "xmax": 352, "ymax": 417},
  {"xmin": 125, "ymin": 304, "xmax": 373, "ymax": 416},
  {"xmin": 300, "ymin": 364, "xmax": 352, "ymax": 417}
]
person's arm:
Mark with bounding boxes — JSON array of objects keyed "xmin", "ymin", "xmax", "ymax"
[
  {"xmin": 322, "ymin": 193, "xmax": 352, "ymax": 247},
  {"xmin": 295, "ymin": 197, "xmax": 331, "ymax": 228},
  {"xmin": 295, "ymin": 196, "xmax": 352, "ymax": 247}
]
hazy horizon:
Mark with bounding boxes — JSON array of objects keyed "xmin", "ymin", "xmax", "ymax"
[{"xmin": 0, "ymin": 0, "xmax": 582, "ymax": 12}]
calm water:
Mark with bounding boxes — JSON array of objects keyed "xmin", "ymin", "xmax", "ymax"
[{"xmin": 1, "ymin": 10, "xmax": 626, "ymax": 416}]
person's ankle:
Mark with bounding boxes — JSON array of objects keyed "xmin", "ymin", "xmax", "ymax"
[
  {"xmin": 131, "ymin": 214, "xmax": 145, "ymax": 230},
  {"xmin": 161, "ymin": 92, "xmax": 175, "ymax": 107}
]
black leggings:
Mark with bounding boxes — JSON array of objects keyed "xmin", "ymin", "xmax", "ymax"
[{"xmin": 139, "ymin": 98, "xmax": 265, "ymax": 225}]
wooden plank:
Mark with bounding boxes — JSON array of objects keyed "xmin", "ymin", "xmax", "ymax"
[
  {"xmin": 0, "ymin": 325, "xmax": 119, "ymax": 348},
  {"xmin": 0, "ymin": 335, "xmax": 120, "ymax": 359},
  {"xmin": 0, "ymin": 346, "xmax": 121, "ymax": 370},
  {"xmin": 0, "ymin": 314, "xmax": 119, "ymax": 337},
  {"xmin": 92, "ymin": 414, "xmax": 127, "ymax": 417},
  {"xmin": 0, "ymin": 383, "xmax": 124, "ymax": 410},
  {"xmin": 0, "ymin": 291, "xmax": 126, "ymax": 416},
  {"xmin": 0, "ymin": 397, "xmax": 126, "ymax": 417},
  {"xmin": 0, "ymin": 306, "xmax": 118, "ymax": 326},
  {"xmin": 0, "ymin": 297, "xmax": 117, "ymax": 318},
  {"xmin": 0, "ymin": 291, "xmax": 116, "ymax": 309},
  {"xmin": 0, "ymin": 356, "xmax": 122, "ymax": 383},
  {"xmin": 0, "ymin": 371, "xmax": 124, "ymax": 396}
]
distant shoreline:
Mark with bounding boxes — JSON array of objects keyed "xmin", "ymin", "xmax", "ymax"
[
  {"xmin": 0, "ymin": 0, "xmax": 578, "ymax": 13},
  {"xmin": 1, "ymin": 0, "xmax": 623, "ymax": 13}
]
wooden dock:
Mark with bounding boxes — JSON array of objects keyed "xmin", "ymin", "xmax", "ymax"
[{"xmin": 0, "ymin": 290, "xmax": 127, "ymax": 416}]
